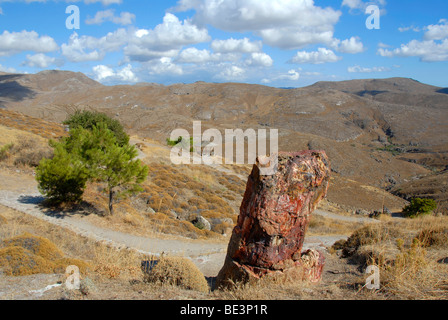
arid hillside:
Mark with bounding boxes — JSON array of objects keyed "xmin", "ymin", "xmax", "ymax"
[{"xmin": 1, "ymin": 70, "xmax": 447, "ymax": 213}]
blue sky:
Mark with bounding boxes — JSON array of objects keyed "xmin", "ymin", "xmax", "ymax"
[{"xmin": 0, "ymin": 0, "xmax": 447, "ymax": 88}]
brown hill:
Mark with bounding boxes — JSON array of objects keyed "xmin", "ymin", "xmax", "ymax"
[{"xmin": 0, "ymin": 70, "xmax": 446, "ymax": 213}]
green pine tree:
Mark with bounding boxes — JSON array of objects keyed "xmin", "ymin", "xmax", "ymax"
[
  {"xmin": 36, "ymin": 143, "xmax": 89, "ymax": 205},
  {"xmin": 67, "ymin": 123, "xmax": 148, "ymax": 215}
]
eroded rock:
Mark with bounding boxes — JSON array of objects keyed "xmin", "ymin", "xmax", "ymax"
[{"xmin": 216, "ymin": 151, "xmax": 331, "ymax": 287}]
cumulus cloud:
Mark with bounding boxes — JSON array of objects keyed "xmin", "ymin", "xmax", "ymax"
[
  {"xmin": 0, "ymin": 30, "xmax": 58, "ymax": 57},
  {"xmin": 211, "ymin": 38, "xmax": 262, "ymax": 53},
  {"xmin": 177, "ymin": 48, "xmax": 213, "ymax": 64},
  {"xmin": 61, "ymin": 29, "xmax": 128, "ymax": 62},
  {"xmin": 245, "ymin": 52, "xmax": 273, "ymax": 67},
  {"xmin": 331, "ymin": 36, "xmax": 365, "ymax": 54},
  {"xmin": 23, "ymin": 53, "xmax": 58, "ymax": 68},
  {"xmin": 262, "ymin": 69, "xmax": 300, "ymax": 84},
  {"xmin": 92, "ymin": 64, "xmax": 138, "ymax": 83},
  {"xmin": 217, "ymin": 65, "xmax": 246, "ymax": 81},
  {"xmin": 144, "ymin": 57, "xmax": 184, "ymax": 76},
  {"xmin": 424, "ymin": 19, "xmax": 448, "ymax": 41},
  {"xmin": 175, "ymin": 0, "xmax": 341, "ymax": 50},
  {"xmin": 290, "ymin": 48, "xmax": 341, "ymax": 64},
  {"xmin": 378, "ymin": 20, "xmax": 448, "ymax": 62},
  {"xmin": 124, "ymin": 13, "xmax": 210, "ymax": 62}
]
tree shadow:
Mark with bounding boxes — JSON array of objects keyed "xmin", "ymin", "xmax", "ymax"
[
  {"xmin": 17, "ymin": 195, "xmax": 104, "ymax": 219},
  {"xmin": 0, "ymin": 74, "xmax": 36, "ymax": 102}
]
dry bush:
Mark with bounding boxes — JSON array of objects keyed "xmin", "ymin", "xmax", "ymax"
[
  {"xmin": 415, "ymin": 227, "xmax": 448, "ymax": 248},
  {"xmin": 2, "ymin": 232, "xmax": 64, "ymax": 260},
  {"xmin": 0, "ymin": 232, "xmax": 91, "ymax": 276},
  {"xmin": 0, "ymin": 135, "xmax": 53, "ymax": 168},
  {"xmin": 341, "ymin": 224, "xmax": 404, "ymax": 258},
  {"xmin": 143, "ymin": 256, "xmax": 210, "ymax": 293}
]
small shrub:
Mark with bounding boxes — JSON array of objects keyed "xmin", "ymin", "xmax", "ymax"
[
  {"xmin": 2, "ymin": 232, "xmax": 64, "ymax": 261},
  {"xmin": 403, "ymin": 198, "xmax": 437, "ymax": 218},
  {"xmin": 14, "ymin": 149, "xmax": 53, "ymax": 167},
  {"xmin": 0, "ymin": 143, "xmax": 14, "ymax": 161},
  {"xmin": 143, "ymin": 256, "xmax": 209, "ymax": 293},
  {"xmin": 0, "ymin": 246, "xmax": 54, "ymax": 276}
]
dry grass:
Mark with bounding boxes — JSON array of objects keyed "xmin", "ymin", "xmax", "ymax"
[
  {"xmin": 308, "ymin": 214, "xmax": 366, "ymax": 236},
  {"xmin": 0, "ymin": 131, "xmax": 53, "ymax": 169},
  {"xmin": 336, "ymin": 215, "xmax": 448, "ymax": 299}
]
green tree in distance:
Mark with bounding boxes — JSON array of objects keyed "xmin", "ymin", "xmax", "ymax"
[{"xmin": 403, "ymin": 198, "xmax": 438, "ymax": 218}]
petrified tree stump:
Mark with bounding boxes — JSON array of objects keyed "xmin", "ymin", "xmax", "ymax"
[{"xmin": 216, "ymin": 151, "xmax": 331, "ymax": 288}]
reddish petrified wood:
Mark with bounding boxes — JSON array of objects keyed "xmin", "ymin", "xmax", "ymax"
[{"xmin": 216, "ymin": 151, "xmax": 331, "ymax": 287}]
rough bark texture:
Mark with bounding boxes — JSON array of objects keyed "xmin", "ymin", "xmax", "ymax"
[{"xmin": 216, "ymin": 151, "xmax": 331, "ymax": 288}]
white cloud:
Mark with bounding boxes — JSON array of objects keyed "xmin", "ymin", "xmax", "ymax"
[
  {"xmin": 62, "ymin": 33, "xmax": 104, "ymax": 62},
  {"xmin": 378, "ymin": 39, "xmax": 448, "ymax": 62},
  {"xmin": 424, "ymin": 19, "xmax": 448, "ymax": 41},
  {"xmin": 23, "ymin": 53, "xmax": 57, "ymax": 68},
  {"xmin": 124, "ymin": 13, "xmax": 210, "ymax": 62},
  {"xmin": 211, "ymin": 38, "xmax": 262, "ymax": 53},
  {"xmin": 0, "ymin": 30, "xmax": 58, "ymax": 57},
  {"xmin": 92, "ymin": 64, "xmax": 138, "ymax": 83},
  {"xmin": 290, "ymin": 48, "xmax": 341, "ymax": 64},
  {"xmin": 378, "ymin": 20, "xmax": 448, "ymax": 62},
  {"xmin": 61, "ymin": 29, "xmax": 128, "ymax": 62},
  {"xmin": 177, "ymin": 47, "xmax": 213, "ymax": 64},
  {"xmin": 93, "ymin": 65, "xmax": 115, "ymax": 81},
  {"xmin": 331, "ymin": 36, "xmax": 365, "ymax": 54},
  {"xmin": 262, "ymin": 69, "xmax": 300, "ymax": 83},
  {"xmin": 348, "ymin": 65, "xmax": 390, "ymax": 73},
  {"xmin": 145, "ymin": 57, "xmax": 184, "ymax": 76},
  {"xmin": 245, "ymin": 52, "xmax": 273, "ymax": 67},
  {"xmin": 175, "ymin": 0, "xmax": 341, "ymax": 50},
  {"xmin": 217, "ymin": 65, "xmax": 245, "ymax": 81},
  {"xmin": 85, "ymin": 9, "xmax": 136, "ymax": 26}
]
